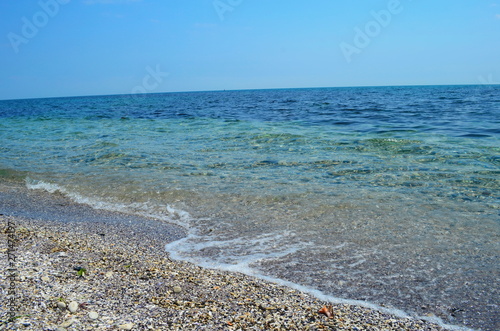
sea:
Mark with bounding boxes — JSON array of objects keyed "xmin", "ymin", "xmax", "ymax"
[{"xmin": 1, "ymin": 85, "xmax": 498, "ymax": 330}]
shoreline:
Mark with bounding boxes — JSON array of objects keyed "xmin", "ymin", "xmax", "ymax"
[
  {"xmin": 0, "ymin": 180, "xmax": 472, "ymax": 330},
  {"xmin": 0, "ymin": 214, "xmax": 452, "ymax": 331}
]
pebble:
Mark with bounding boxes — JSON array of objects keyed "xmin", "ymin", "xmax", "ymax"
[
  {"xmin": 57, "ymin": 301, "xmax": 67, "ymax": 309},
  {"xmin": 118, "ymin": 322, "xmax": 135, "ymax": 330},
  {"xmin": 60, "ymin": 319, "xmax": 75, "ymax": 327},
  {"xmin": 173, "ymin": 286, "xmax": 182, "ymax": 293},
  {"xmin": 105, "ymin": 271, "xmax": 114, "ymax": 278},
  {"xmin": 88, "ymin": 311, "xmax": 99, "ymax": 320},
  {"xmin": 68, "ymin": 301, "xmax": 79, "ymax": 313},
  {"xmin": 41, "ymin": 276, "xmax": 50, "ymax": 282}
]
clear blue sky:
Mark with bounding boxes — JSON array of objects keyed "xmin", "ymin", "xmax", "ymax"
[{"xmin": 1, "ymin": 0, "xmax": 499, "ymax": 100}]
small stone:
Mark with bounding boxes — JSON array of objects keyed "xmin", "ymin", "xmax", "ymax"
[
  {"xmin": 41, "ymin": 276, "xmax": 50, "ymax": 282},
  {"xmin": 68, "ymin": 301, "xmax": 79, "ymax": 313},
  {"xmin": 118, "ymin": 322, "xmax": 135, "ymax": 330},
  {"xmin": 88, "ymin": 311, "xmax": 99, "ymax": 320},
  {"xmin": 173, "ymin": 286, "xmax": 182, "ymax": 293},
  {"xmin": 105, "ymin": 271, "xmax": 113, "ymax": 278},
  {"xmin": 56, "ymin": 328, "xmax": 67, "ymax": 331},
  {"xmin": 57, "ymin": 301, "xmax": 67, "ymax": 309},
  {"xmin": 60, "ymin": 319, "xmax": 75, "ymax": 327},
  {"xmin": 259, "ymin": 303, "xmax": 276, "ymax": 310}
]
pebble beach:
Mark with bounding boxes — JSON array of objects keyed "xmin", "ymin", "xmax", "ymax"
[
  {"xmin": 1, "ymin": 87, "xmax": 498, "ymax": 330},
  {"xmin": 0, "ymin": 211, "xmax": 454, "ymax": 331}
]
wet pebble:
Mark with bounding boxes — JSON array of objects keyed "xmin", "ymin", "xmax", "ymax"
[
  {"xmin": 60, "ymin": 319, "xmax": 75, "ymax": 328},
  {"xmin": 68, "ymin": 301, "xmax": 79, "ymax": 313},
  {"xmin": 118, "ymin": 322, "xmax": 135, "ymax": 329},
  {"xmin": 88, "ymin": 311, "xmax": 99, "ymax": 320}
]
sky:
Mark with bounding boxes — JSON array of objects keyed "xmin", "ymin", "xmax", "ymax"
[{"xmin": 0, "ymin": 0, "xmax": 499, "ymax": 100}]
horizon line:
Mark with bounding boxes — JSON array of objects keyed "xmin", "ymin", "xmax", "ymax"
[{"xmin": 1, "ymin": 83, "xmax": 498, "ymax": 102}]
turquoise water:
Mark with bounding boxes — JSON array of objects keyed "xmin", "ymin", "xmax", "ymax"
[{"xmin": 1, "ymin": 86, "xmax": 499, "ymax": 330}]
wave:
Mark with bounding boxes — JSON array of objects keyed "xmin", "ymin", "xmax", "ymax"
[{"xmin": 25, "ymin": 178, "xmax": 192, "ymax": 229}]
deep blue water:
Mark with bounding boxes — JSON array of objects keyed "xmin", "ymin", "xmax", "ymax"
[{"xmin": 1, "ymin": 85, "xmax": 499, "ymax": 330}]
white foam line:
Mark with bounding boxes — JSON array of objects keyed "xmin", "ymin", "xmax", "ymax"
[{"xmin": 25, "ymin": 178, "xmax": 192, "ymax": 229}]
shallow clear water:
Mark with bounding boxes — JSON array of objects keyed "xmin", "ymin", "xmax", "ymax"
[{"xmin": 1, "ymin": 86, "xmax": 499, "ymax": 330}]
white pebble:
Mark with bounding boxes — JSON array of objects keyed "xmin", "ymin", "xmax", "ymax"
[
  {"xmin": 118, "ymin": 322, "xmax": 135, "ymax": 330},
  {"xmin": 173, "ymin": 286, "xmax": 182, "ymax": 293},
  {"xmin": 88, "ymin": 311, "xmax": 99, "ymax": 320},
  {"xmin": 68, "ymin": 301, "xmax": 79, "ymax": 313},
  {"xmin": 41, "ymin": 276, "xmax": 50, "ymax": 282},
  {"xmin": 57, "ymin": 301, "xmax": 67, "ymax": 309}
]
